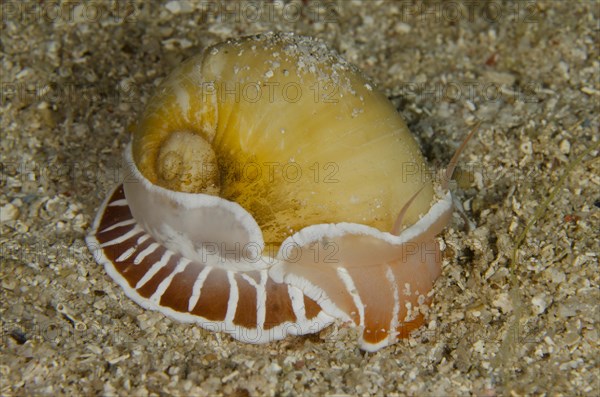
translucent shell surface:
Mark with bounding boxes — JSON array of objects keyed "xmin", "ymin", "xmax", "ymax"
[{"xmin": 87, "ymin": 32, "xmax": 452, "ymax": 352}]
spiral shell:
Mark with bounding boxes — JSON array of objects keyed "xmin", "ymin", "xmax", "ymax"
[{"xmin": 87, "ymin": 32, "xmax": 455, "ymax": 351}]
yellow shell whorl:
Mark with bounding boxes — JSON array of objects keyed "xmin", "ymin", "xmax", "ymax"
[{"xmin": 132, "ymin": 32, "xmax": 434, "ymax": 244}]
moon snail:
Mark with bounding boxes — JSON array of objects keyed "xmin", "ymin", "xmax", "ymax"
[{"xmin": 86, "ymin": 32, "xmax": 472, "ymax": 352}]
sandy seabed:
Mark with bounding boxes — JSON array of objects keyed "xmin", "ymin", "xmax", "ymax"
[{"xmin": 1, "ymin": 1, "xmax": 598, "ymax": 396}]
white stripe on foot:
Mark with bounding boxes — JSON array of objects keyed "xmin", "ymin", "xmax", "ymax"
[
  {"xmin": 337, "ymin": 267, "xmax": 365, "ymax": 327},
  {"xmin": 135, "ymin": 251, "xmax": 173, "ymax": 289},
  {"xmin": 100, "ymin": 218, "xmax": 136, "ymax": 233},
  {"xmin": 149, "ymin": 257, "xmax": 191, "ymax": 303},
  {"xmin": 187, "ymin": 266, "xmax": 212, "ymax": 312},
  {"xmin": 134, "ymin": 242, "xmax": 160, "ymax": 265},
  {"xmin": 100, "ymin": 226, "xmax": 143, "ymax": 247}
]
